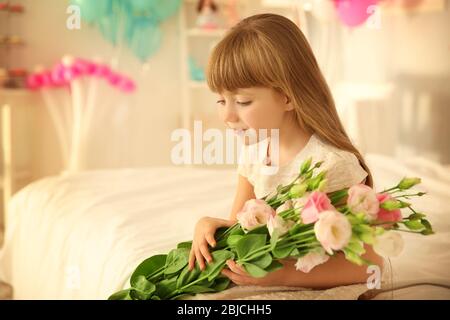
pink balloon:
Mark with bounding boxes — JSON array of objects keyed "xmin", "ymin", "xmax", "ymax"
[
  {"xmin": 333, "ymin": 0, "xmax": 378, "ymax": 27},
  {"xmin": 62, "ymin": 66, "xmax": 76, "ymax": 82},
  {"xmin": 86, "ymin": 62, "xmax": 98, "ymax": 75},
  {"xmin": 118, "ymin": 78, "xmax": 136, "ymax": 93},
  {"xmin": 26, "ymin": 73, "xmax": 43, "ymax": 90},
  {"xmin": 73, "ymin": 58, "xmax": 90, "ymax": 75},
  {"xmin": 41, "ymin": 71, "xmax": 53, "ymax": 87},
  {"xmin": 51, "ymin": 64, "xmax": 67, "ymax": 86},
  {"xmin": 107, "ymin": 72, "xmax": 122, "ymax": 86},
  {"xmin": 95, "ymin": 64, "xmax": 111, "ymax": 78}
]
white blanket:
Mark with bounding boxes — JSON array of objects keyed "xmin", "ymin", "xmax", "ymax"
[{"xmin": 0, "ymin": 154, "xmax": 449, "ymax": 299}]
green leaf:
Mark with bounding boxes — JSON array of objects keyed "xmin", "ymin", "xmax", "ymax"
[
  {"xmin": 243, "ymin": 262, "xmax": 268, "ymax": 278},
  {"xmin": 108, "ymin": 289, "xmax": 132, "ymax": 300},
  {"xmin": 265, "ymin": 260, "xmax": 284, "ymax": 273},
  {"xmin": 247, "ymin": 225, "xmax": 269, "ymax": 235},
  {"xmin": 182, "ymin": 285, "xmax": 216, "ymax": 294},
  {"xmin": 404, "ymin": 220, "xmax": 424, "ymax": 231},
  {"xmin": 236, "ymin": 234, "xmax": 267, "ymax": 260},
  {"xmin": 132, "ymin": 275, "xmax": 156, "ymax": 295},
  {"xmin": 164, "ymin": 248, "xmax": 190, "ymax": 276},
  {"xmin": 249, "ymin": 253, "xmax": 272, "ymax": 269},
  {"xmin": 177, "ymin": 241, "xmax": 193, "ymax": 250},
  {"xmin": 130, "ymin": 288, "xmax": 152, "ymax": 300},
  {"xmin": 272, "ymin": 239, "xmax": 295, "ymax": 259},
  {"xmin": 200, "ymin": 250, "xmax": 235, "ymax": 282},
  {"xmin": 212, "ymin": 277, "xmax": 231, "ymax": 291},
  {"xmin": 155, "ymin": 277, "xmax": 178, "ymax": 300},
  {"xmin": 176, "ymin": 264, "xmax": 201, "ymax": 289},
  {"xmin": 130, "ymin": 254, "xmax": 167, "ymax": 286},
  {"xmin": 227, "ymin": 235, "xmax": 244, "ymax": 247}
]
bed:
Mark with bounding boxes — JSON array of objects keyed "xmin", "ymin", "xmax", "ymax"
[{"xmin": 0, "ymin": 154, "xmax": 449, "ymax": 300}]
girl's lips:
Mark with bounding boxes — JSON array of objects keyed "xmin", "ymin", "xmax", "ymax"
[{"xmin": 233, "ymin": 128, "xmax": 248, "ymax": 135}]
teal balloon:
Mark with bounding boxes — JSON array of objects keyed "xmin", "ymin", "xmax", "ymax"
[
  {"xmin": 129, "ymin": 0, "xmax": 156, "ymax": 12},
  {"xmin": 128, "ymin": 19, "xmax": 162, "ymax": 62},
  {"xmin": 98, "ymin": 14, "xmax": 119, "ymax": 45},
  {"xmin": 97, "ymin": 0, "xmax": 122, "ymax": 45},
  {"xmin": 149, "ymin": 0, "xmax": 181, "ymax": 22},
  {"xmin": 71, "ymin": 0, "xmax": 111, "ymax": 23}
]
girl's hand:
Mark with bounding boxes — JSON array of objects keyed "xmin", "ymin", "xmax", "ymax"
[
  {"xmin": 188, "ymin": 216, "xmax": 234, "ymax": 271},
  {"xmin": 221, "ymin": 260, "xmax": 286, "ymax": 286}
]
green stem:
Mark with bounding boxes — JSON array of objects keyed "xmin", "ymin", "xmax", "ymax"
[
  {"xmin": 381, "ymin": 186, "xmax": 399, "ymax": 193},
  {"xmin": 394, "ymin": 193, "xmax": 423, "ymax": 199}
]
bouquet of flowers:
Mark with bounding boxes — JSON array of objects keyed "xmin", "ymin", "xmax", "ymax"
[{"xmin": 109, "ymin": 158, "xmax": 433, "ymax": 300}]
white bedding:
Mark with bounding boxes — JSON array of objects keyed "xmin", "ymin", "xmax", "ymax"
[{"xmin": 0, "ymin": 154, "xmax": 449, "ymax": 300}]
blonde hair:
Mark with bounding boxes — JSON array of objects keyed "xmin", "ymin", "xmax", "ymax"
[{"xmin": 206, "ymin": 13, "xmax": 373, "ymax": 187}]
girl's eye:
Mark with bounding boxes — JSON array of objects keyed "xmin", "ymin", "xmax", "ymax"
[
  {"xmin": 237, "ymin": 101, "xmax": 252, "ymax": 106},
  {"xmin": 216, "ymin": 100, "xmax": 225, "ymax": 105}
]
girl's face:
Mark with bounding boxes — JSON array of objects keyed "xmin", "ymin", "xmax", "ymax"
[{"xmin": 216, "ymin": 87, "xmax": 293, "ymax": 145}]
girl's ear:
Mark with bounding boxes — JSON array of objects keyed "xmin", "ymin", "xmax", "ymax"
[{"xmin": 285, "ymin": 95, "xmax": 294, "ymax": 111}]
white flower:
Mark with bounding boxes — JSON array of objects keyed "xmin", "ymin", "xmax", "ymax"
[
  {"xmin": 373, "ymin": 231, "xmax": 404, "ymax": 257},
  {"xmin": 347, "ymin": 184, "xmax": 379, "ymax": 221},
  {"xmin": 314, "ymin": 210, "xmax": 352, "ymax": 254},
  {"xmin": 291, "ymin": 192, "xmax": 311, "ymax": 210},
  {"xmin": 267, "ymin": 215, "xmax": 294, "ymax": 237},
  {"xmin": 237, "ymin": 199, "xmax": 275, "ymax": 231},
  {"xmin": 275, "ymin": 199, "xmax": 293, "ymax": 214},
  {"xmin": 295, "ymin": 248, "xmax": 330, "ymax": 273}
]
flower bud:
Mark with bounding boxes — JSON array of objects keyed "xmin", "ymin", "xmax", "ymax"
[
  {"xmin": 289, "ymin": 183, "xmax": 308, "ymax": 198},
  {"xmin": 398, "ymin": 177, "xmax": 421, "ymax": 190},
  {"xmin": 300, "ymin": 157, "xmax": 312, "ymax": 174}
]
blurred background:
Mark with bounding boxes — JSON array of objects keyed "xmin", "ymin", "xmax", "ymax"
[{"xmin": 0, "ymin": 0, "xmax": 449, "ymax": 234}]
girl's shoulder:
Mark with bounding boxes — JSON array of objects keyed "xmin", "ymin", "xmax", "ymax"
[{"xmin": 310, "ymin": 135, "xmax": 368, "ymax": 193}]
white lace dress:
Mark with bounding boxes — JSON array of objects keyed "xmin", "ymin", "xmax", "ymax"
[{"xmin": 237, "ymin": 133, "xmax": 368, "ymax": 199}]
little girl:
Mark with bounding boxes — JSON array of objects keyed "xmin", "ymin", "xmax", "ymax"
[{"xmin": 188, "ymin": 13, "xmax": 383, "ymax": 289}]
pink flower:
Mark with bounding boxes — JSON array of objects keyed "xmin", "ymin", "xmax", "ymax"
[
  {"xmin": 314, "ymin": 210, "xmax": 352, "ymax": 254},
  {"xmin": 237, "ymin": 199, "xmax": 275, "ymax": 231},
  {"xmin": 295, "ymin": 248, "xmax": 330, "ymax": 273},
  {"xmin": 347, "ymin": 184, "xmax": 379, "ymax": 221},
  {"xmin": 376, "ymin": 193, "xmax": 402, "ymax": 223},
  {"xmin": 301, "ymin": 192, "xmax": 333, "ymax": 224}
]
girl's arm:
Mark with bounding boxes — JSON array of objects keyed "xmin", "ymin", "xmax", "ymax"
[
  {"xmin": 223, "ymin": 244, "xmax": 384, "ymax": 289},
  {"xmin": 228, "ymin": 174, "xmax": 256, "ymax": 222}
]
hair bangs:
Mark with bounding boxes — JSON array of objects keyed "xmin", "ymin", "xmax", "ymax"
[{"xmin": 206, "ymin": 29, "xmax": 279, "ymax": 93}]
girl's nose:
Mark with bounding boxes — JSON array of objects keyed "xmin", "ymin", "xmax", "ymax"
[{"xmin": 222, "ymin": 105, "xmax": 239, "ymax": 123}]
